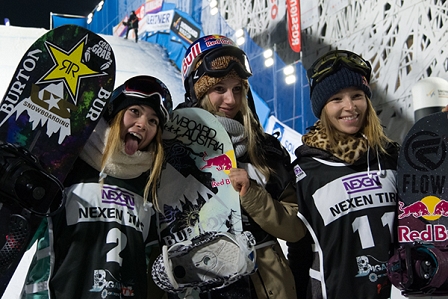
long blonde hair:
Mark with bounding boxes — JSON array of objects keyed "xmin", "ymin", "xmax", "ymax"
[
  {"xmin": 200, "ymin": 86, "xmax": 273, "ymax": 180},
  {"xmin": 320, "ymin": 96, "xmax": 393, "ymax": 153},
  {"xmin": 101, "ymin": 109, "xmax": 165, "ymax": 211}
]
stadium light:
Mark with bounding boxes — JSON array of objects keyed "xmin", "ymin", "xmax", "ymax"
[
  {"xmin": 264, "ymin": 49, "xmax": 274, "ymax": 67},
  {"xmin": 234, "ymin": 29, "xmax": 245, "ymax": 45},
  {"xmin": 87, "ymin": 13, "xmax": 93, "ymax": 24},
  {"xmin": 211, "ymin": 7, "xmax": 219, "ymax": 15},
  {"xmin": 96, "ymin": 1, "xmax": 104, "ymax": 12},
  {"xmin": 284, "ymin": 65, "xmax": 296, "ymax": 84},
  {"xmin": 210, "ymin": 0, "xmax": 218, "ymax": 15},
  {"xmin": 235, "ymin": 29, "xmax": 244, "ymax": 38}
]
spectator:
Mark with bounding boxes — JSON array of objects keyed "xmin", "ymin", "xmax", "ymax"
[{"xmin": 125, "ymin": 10, "xmax": 139, "ymax": 43}]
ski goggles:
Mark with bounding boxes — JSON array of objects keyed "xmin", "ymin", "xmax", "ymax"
[
  {"xmin": 109, "ymin": 76, "xmax": 172, "ymax": 124},
  {"xmin": 192, "ymin": 46, "xmax": 252, "ymax": 84},
  {"xmin": 307, "ymin": 50, "xmax": 372, "ymax": 95}
]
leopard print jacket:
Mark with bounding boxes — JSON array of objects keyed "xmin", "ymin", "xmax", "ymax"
[{"xmin": 301, "ymin": 120, "xmax": 369, "ymax": 165}]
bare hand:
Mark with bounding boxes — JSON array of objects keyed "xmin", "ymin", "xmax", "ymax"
[{"xmin": 228, "ymin": 168, "xmax": 250, "ymax": 196}]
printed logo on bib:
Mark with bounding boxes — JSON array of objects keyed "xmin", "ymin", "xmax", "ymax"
[
  {"xmin": 67, "ymin": 183, "xmax": 151, "ymax": 236},
  {"xmin": 294, "ymin": 164, "xmax": 306, "ymax": 182},
  {"xmin": 91, "ymin": 269, "xmax": 135, "ymax": 297},
  {"xmin": 355, "ymin": 255, "xmax": 388, "ymax": 283},
  {"xmin": 314, "ymin": 170, "xmax": 397, "ymax": 225},
  {"xmin": 102, "ymin": 185, "xmax": 136, "ymax": 210}
]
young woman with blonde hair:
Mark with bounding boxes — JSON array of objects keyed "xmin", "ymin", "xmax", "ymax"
[
  {"xmin": 177, "ymin": 34, "xmax": 306, "ymax": 299},
  {"xmin": 21, "ymin": 75, "xmax": 172, "ymax": 299},
  {"xmin": 288, "ymin": 50, "xmax": 399, "ymax": 299}
]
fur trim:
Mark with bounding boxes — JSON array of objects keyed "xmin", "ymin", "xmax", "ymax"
[{"xmin": 303, "ymin": 120, "xmax": 368, "ymax": 164}]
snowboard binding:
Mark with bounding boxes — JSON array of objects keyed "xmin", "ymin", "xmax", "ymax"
[
  {"xmin": 152, "ymin": 231, "xmax": 257, "ymax": 295},
  {"xmin": 0, "ymin": 141, "xmax": 66, "ymax": 217},
  {"xmin": 387, "ymin": 241, "xmax": 448, "ymax": 296},
  {"xmin": 0, "ymin": 141, "xmax": 66, "ymax": 275}
]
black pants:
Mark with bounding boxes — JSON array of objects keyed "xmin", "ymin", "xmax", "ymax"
[{"xmin": 125, "ymin": 27, "xmax": 138, "ymax": 42}]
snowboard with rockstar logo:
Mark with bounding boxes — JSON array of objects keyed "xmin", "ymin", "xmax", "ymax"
[{"xmin": 0, "ymin": 25, "xmax": 115, "ymax": 294}]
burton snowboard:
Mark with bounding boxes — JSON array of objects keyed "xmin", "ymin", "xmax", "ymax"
[
  {"xmin": 388, "ymin": 111, "xmax": 448, "ymax": 296},
  {"xmin": 154, "ymin": 108, "xmax": 252, "ymax": 298},
  {"xmin": 0, "ymin": 24, "xmax": 115, "ymax": 295}
]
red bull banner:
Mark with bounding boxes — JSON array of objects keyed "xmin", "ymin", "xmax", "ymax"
[
  {"xmin": 156, "ymin": 108, "xmax": 242, "ymax": 247},
  {"xmin": 287, "ymin": 0, "xmax": 301, "ymax": 52}
]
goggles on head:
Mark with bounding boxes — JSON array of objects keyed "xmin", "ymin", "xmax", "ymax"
[
  {"xmin": 111, "ymin": 76, "xmax": 173, "ymax": 124},
  {"xmin": 307, "ymin": 50, "xmax": 372, "ymax": 95},
  {"xmin": 191, "ymin": 46, "xmax": 253, "ymax": 86}
]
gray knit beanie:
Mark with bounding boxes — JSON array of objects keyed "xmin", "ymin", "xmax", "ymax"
[{"xmin": 310, "ymin": 67, "xmax": 372, "ymax": 118}]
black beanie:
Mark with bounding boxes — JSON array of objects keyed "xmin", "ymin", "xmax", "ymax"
[{"xmin": 310, "ymin": 67, "xmax": 372, "ymax": 118}]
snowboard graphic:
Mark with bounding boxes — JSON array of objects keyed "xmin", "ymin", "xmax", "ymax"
[
  {"xmin": 0, "ymin": 25, "xmax": 115, "ymax": 294},
  {"xmin": 157, "ymin": 108, "xmax": 242, "ymax": 247},
  {"xmin": 388, "ymin": 111, "xmax": 448, "ymax": 296},
  {"xmin": 153, "ymin": 108, "xmax": 255, "ymax": 298}
]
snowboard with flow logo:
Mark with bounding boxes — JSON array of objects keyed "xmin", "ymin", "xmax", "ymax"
[
  {"xmin": 0, "ymin": 24, "xmax": 115, "ymax": 294},
  {"xmin": 388, "ymin": 111, "xmax": 448, "ymax": 296}
]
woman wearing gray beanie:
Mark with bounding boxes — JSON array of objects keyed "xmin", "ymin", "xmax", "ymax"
[{"xmin": 288, "ymin": 50, "xmax": 399, "ymax": 299}]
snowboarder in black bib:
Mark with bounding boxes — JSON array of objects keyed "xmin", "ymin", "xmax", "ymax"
[{"xmin": 289, "ymin": 50, "xmax": 400, "ymax": 299}]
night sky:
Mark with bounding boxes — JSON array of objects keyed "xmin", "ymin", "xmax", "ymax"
[{"xmin": 0, "ymin": 0, "xmax": 99, "ymax": 29}]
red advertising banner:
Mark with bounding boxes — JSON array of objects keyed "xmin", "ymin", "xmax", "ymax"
[{"xmin": 287, "ymin": 0, "xmax": 301, "ymax": 52}]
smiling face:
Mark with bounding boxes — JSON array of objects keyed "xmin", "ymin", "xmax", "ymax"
[
  {"xmin": 323, "ymin": 87, "xmax": 368, "ymax": 135},
  {"xmin": 206, "ymin": 77, "xmax": 243, "ymax": 119},
  {"xmin": 120, "ymin": 105, "xmax": 159, "ymax": 155}
]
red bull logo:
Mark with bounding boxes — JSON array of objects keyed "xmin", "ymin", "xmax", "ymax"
[
  {"xmin": 398, "ymin": 196, "xmax": 448, "ymax": 242},
  {"xmin": 398, "ymin": 196, "xmax": 448, "ymax": 220},
  {"xmin": 399, "ymin": 224, "xmax": 448, "ymax": 242},
  {"xmin": 398, "ymin": 201, "xmax": 430, "ymax": 219},
  {"xmin": 200, "ymin": 151, "xmax": 232, "ymax": 172},
  {"xmin": 182, "ymin": 42, "xmax": 202, "ymax": 78}
]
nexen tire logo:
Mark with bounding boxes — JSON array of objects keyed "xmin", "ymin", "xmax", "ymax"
[
  {"xmin": 342, "ymin": 173, "xmax": 381, "ymax": 194},
  {"xmin": 404, "ymin": 130, "xmax": 446, "ymax": 171}
]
